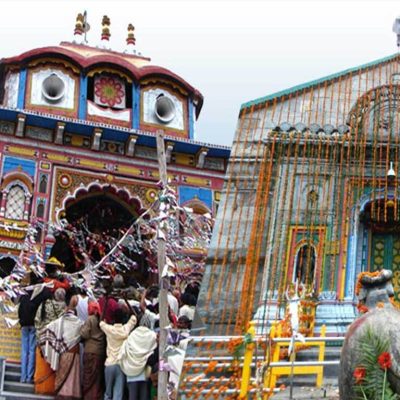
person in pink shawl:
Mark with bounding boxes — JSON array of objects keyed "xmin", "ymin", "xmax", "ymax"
[{"xmin": 39, "ymin": 295, "xmax": 83, "ymax": 400}]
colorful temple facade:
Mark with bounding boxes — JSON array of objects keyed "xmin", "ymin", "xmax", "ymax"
[
  {"xmin": 198, "ymin": 52, "xmax": 400, "ymax": 336},
  {"xmin": 0, "ymin": 15, "xmax": 229, "ymax": 360}
]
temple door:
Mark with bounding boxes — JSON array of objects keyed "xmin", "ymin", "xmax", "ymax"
[{"xmin": 370, "ymin": 233, "xmax": 400, "ymax": 302}]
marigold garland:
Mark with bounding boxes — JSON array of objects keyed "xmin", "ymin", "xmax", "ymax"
[{"xmin": 355, "ymin": 271, "xmax": 380, "ymax": 296}]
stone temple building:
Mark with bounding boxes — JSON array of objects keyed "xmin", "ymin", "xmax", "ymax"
[{"xmin": 197, "ymin": 50, "xmax": 400, "ymax": 336}]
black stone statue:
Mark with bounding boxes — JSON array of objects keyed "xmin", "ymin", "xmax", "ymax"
[{"xmin": 339, "ymin": 269, "xmax": 400, "ymax": 399}]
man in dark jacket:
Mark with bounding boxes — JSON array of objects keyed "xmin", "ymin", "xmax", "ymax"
[{"xmin": 18, "ymin": 274, "xmax": 49, "ymax": 383}]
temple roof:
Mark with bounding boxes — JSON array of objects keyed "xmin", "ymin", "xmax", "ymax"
[
  {"xmin": 240, "ymin": 52, "xmax": 400, "ymax": 112},
  {"xmin": 1, "ymin": 42, "xmax": 204, "ymax": 117}
]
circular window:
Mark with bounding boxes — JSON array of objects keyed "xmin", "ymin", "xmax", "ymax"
[
  {"xmin": 155, "ymin": 94, "xmax": 175, "ymax": 123},
  {"xmin": 42, "ymin": 73, "xmax": 65, "ymax": 103}
]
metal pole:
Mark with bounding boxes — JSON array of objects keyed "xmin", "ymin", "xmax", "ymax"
[
  {"xmin": 156, "ymin": 130, "xmax": 169, "ymax": 400},
  {"xmin": 289, "ymin": 336, "xmax": 296, "ymax": 400}
]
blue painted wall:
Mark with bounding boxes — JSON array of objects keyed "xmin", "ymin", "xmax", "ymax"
[
  {"xmin": 179, "ymin": 186, "xmax": 212, "ymax": 209},
  {"xmin": 17, "ymin": 69, "xmax": 27, "ymax": 109},
  {"xmin": 78, "ymin": 74, "xmax": 88, "ymax": 120},
  {"xmin": 188, "ymin": 99, "xmax": 194, "ymax": 139},
  {"xmin": 3, "ymin": 156, "xmax": 36, "ymax": 178},
  {"xmin": 132, "ymin": 83, "xmax": 140, "ymax": 130}
]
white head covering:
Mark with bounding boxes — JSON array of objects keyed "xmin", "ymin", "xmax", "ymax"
[{"xmin": 118, "ymin": 326, "xmax": 157, "ymax": 377}]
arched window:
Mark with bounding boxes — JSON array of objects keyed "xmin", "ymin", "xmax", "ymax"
[
  {"xmin": 36, "ymin": 201, "xmax": 45, "ymax": 218},
  {"xmin": 39, "ymin": 175, "xmax": 48, "ymax": 194},
  {"xmin": 294, "ymin": 245, "xmax": 316, "ymax": 285},
  {"xmin": 5, "ymin": 184, "xmax": 26, "ymax": 220}
]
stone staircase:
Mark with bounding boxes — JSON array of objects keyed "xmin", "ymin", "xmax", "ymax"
[
  {"xmin": 178, "ymin": 339, "xmax": 341, "ymax": 398},
  {"xmin": 273, "ymin": 345, "xmax": 341, "ymax": 388},
  {"xmin": 0, "ymin": 359, "xmax": 53, "ymax": 400}
]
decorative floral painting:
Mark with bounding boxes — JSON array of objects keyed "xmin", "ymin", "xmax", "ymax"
[{"xmin": 94, "ymin": 75, "xmax": 126, "ymax": 109}]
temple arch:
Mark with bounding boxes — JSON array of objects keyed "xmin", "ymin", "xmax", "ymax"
[
  {"xmin": 293, "ymin": 243, "xmax": 316, "ymax": 286},
  {"xmin": 51, "ymin": 183, "xmax": 150, "ymax": 280}
]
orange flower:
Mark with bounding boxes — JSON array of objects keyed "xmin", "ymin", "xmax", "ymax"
[
  {"xmin": 377, "ymin": 302, "xmax": 384, "ymax": 309},
  {"xmin": 205, "ymin": 360, "xmax": 218, "ymax": 374},
  {"xmin": 357, "ymin": 303, "xmax": 369, "ymax": 314},
  {"xmin": 355, "ymin": 271, "xmax": 380, "ymax": 296},
  {"xmin": 353, "ymin": 367, "xmax": 366, "ymax": 384},
  {"xmin": 378, "ymin": 352, "xmax": 392, "ymax": 369}
]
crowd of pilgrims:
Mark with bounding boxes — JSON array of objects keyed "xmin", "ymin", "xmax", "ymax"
[{"xmin": 17, "ymin": 258, "xmax": 198, "ymax": 400}]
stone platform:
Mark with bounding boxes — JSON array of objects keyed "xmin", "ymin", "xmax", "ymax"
[{"xmin": 271, "ymin": 385, "xmax": 339, "ymax": 399}]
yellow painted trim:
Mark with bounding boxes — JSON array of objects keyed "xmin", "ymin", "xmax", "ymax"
[
  {"xmin": 28, "ymin": 58, "xmax": 80, "ymax": 74},
  {"xmin": 116, "ymin": 165, "xmax": 143, "ymax": 177},
  {"xmin": 184, "ymin": 176, "xmax": 211, "ymax": 187},
  {"xmin": 151, "ymin": 171, "xmax": 176, "ymax": 181},
  {"xmin": 46, "ymin": 153, "xmax": 70, "ymax": 163},
  {"xmin": 239, "ymin": 322, "xmax": 255, "ymax": 398},
  {"xmin": 7, "ymin": 146, "xmax": 36, "ymax": 157},
  {"xmin": 70, "ymin": 135, "xmax": 84, "ymax": 147},
  {"xmin": 78, "ymin": 159, "xmax": 106, "ymax": 169},
  {"xmin": 140, "ymin": 78, "xmax": 188, "ymax": 96},
  {"xmin": 264, "ymin": 325, "xmax": 326, "ymax": 393},
  {"xmin": 86, "ymin": 67, "xmax": 133, "ymax": 83},
  {"xmin": 40, "ymin": 162, "xmax": 51, "ymax": 170}
]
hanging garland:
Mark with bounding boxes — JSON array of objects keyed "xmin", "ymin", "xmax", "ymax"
[{"xmin": 0, "ymin": 183, "xmax": 213, "ymax": 314}]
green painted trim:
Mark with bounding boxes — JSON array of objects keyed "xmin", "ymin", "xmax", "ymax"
[{"xmin": 240, "ymin": 53, "xmax": 399, "ymax": 111}]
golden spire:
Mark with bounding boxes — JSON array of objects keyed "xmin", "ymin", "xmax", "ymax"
[
  {"xmin": 101, "ymin": 15, "xmax": 111, "ymax": 41},
  {"xmin": 74, "ymin": 13, "xmax": 85, "ymax": 37},
  {"xmin": 126, "ymin": 23, "xmax": 136, "ymax": 46}
]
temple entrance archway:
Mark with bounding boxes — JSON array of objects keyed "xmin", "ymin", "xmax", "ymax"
[
  {"xmin": 50, "ymin": 185, "xmax": 150, "ymax": 284},
  {"xmin": 360, "ymin": 198, "xmax": 400, "ymax": 302}
]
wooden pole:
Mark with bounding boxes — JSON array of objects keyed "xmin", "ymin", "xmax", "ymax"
[{"xmin": 156, "ymin": 130, "xmax": 169, "ymax": 400}]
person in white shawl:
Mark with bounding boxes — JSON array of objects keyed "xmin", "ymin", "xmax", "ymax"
[
  {"xmin": 39, "ymin": 295, "xmax": 83, "ymax": 399},
  {"xmin": 118, "ymin": 325, "xmax": 157, "ymax": 400}
]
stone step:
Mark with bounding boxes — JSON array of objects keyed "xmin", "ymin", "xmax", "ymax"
[
  {"xmin": 4, "ymin": 372, "xmax": 20, "ymax": 383},
  {"xmin": 1, "ymin": 391, "xmax": 54, "ymax": 400},
  {"xmin": 4, "ymin": 364, "xmax": 20, "ymax": 374},
  {"xmin": 271, "ymin": 385, "xmax": 339, "ymax": 399},
  {"xmin": 1, "ymin": 362, "xmax": 54, "ymax": 400},
  {"xmin": 3, "ymin": 382, "xmax": 35, "ymax": 395}
]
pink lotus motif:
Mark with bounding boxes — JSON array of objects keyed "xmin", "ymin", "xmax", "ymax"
[{"xmin": 94, "ymin": 77, "xmax": 125, "ymax": 108}]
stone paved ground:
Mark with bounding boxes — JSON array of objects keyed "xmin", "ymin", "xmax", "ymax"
[{"xmin": 271, "ymin": 385, "xmax": 339, "ymax": 399}]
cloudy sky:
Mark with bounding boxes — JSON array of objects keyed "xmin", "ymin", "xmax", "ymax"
[{"xmin": 1, "ymin": 1, "xmax": 400, "ymax": 145}]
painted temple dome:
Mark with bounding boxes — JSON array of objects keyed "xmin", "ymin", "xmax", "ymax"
[{"xmin": 0, "ymin": 15, "xmax": 203, "ymax": 140}]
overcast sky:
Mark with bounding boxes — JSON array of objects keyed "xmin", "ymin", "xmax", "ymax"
[{"xmin": 1, "ymin": 1, "xmax": 400, "ymax": 146}]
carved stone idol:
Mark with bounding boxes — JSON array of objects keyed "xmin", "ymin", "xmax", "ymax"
[{"xmin": 339, "ymin": 269, "xmax": 400, "ymax": 399}]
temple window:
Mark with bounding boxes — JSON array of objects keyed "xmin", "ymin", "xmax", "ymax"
[
  {"xmin": 307, "ymin": 190, "xmax": 319, "ymax": 208},
  {"xmin": 36, "ymin": 200, "xmax": 45, "ymax": 218},
  {"xmin": 5, "ymin": 184, "xmax": 26, "ymax": 220},
  {"xmin": 87, "ymin": 74, "xmax": 132, "ymax": 109},
  {"xmin": 294, "ymin": 244, "xmax": 316, "ymax": 285},
  {"xmin": 39, "ymin": 174, "xmax": 48, "ymax": 193}
]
